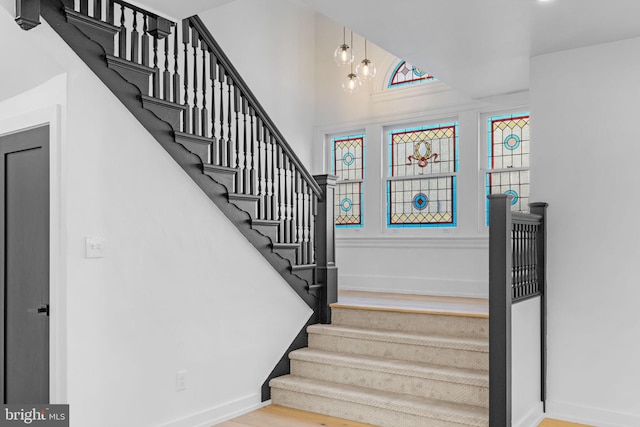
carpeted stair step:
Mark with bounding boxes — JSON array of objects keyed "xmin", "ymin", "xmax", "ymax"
[
  {"xmin": 270, "ymin": 375, "xmax": 488, "ymax": 427},
  {"xmin": 307, "ymin": 324, "xmax": 488, "ymax": 371},
  {"xmin": 331, "ymin": 305, "xmax": 488, "ymax": 339},
  {"xmin": 289, "ymin": 348, "xmax": 488, "ymax": 407}
]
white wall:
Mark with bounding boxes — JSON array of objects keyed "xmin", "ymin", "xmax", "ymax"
[
  {"xmin": 198, "ymin": 0, "xmax": 317, "ymax": 169},
  {"xmin": 0, "ymin": 6, "xmax": 311, "ymax": 427},
  {"xmin": 512, "ymin": 299, "xmax": 544, "ymax": 427},
  {"xmin": 314, "ymin": 13, "xmax": 529, "ymax": 298},
  {"xmin": 530, "ymin": 37, "xmax": 640, "ymax": 426}
]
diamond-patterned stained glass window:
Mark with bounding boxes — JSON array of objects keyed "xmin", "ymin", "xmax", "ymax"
[
  {"xmin": 388, "ymin": 60, "xmax": 435, "ymax": 88},
  {"xmin": 387, "ymin": 123, "xmax": 458, "ymax": 228},
  {"xmin": 486, "ymin": 113, "xmax": 530, "ymax": 222},
  {"xmin": 332, "ymin": 134, "xmax": 365, "ymax": 228}
]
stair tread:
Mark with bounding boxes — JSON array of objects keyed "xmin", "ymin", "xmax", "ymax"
[
  {"xmin": 291, "ymin": 263, "xmax": 316, "ymax": 271},
  {"xmin": 228, "ymin": 192, "xmax": 260, "ymax": 201},
  {"xmin": 174, "ymin": 131, "xmax": 214, "ymax": 144},
  {"xmin": 272, "ymin": 242, "xmax": 300, "ymax": 249},
  {"xmin": 308, "ymin": 324, "xmax": 488, "ymax": 352},
  {"xmin": 270, "ymin": 375, "xmax": 488, "ymax": 425},
  {"xmin": 290, "ymin": 348, "xmax": 488, "ymax": 385},
  {"xmin": 141, "ymin": 94, "xmax": 188, "ymax": 110},
  {"xmin": 202, "ymin": 163, "xmax": 236, "ymax": 172}
]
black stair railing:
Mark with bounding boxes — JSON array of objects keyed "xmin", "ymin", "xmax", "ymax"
[
  {"xmin": 488, "ymin": 194, "xmax": 549, "ymax": 427},
  {"xmin": 35, "ymin": 0, "xmax": 337, "ymax": 317}
]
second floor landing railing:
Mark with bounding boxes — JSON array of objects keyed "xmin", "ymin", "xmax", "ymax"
[{"xmin": 488, "ymin": 194, "xmax": 549, "ymax": 427}]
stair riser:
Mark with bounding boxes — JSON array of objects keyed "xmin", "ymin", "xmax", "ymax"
[
  {"xmin": 271, "ymin": 388, "xmax": 480, "ymax": 427},
  {"xmin": 332, "ymin": 307, "xmax": 488, "ymax": 339},
  {"xmin": 291, "ymin": 359, "xmax": 488, "ymax": 407},
  {"xmin": 309, "ymin": 334, "xmax": 488, "ymax": 371}
]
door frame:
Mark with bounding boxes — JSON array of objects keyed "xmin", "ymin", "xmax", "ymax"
[{"xmin": 0, "ymin": 104, "xmax": 65, "ymax": 403}]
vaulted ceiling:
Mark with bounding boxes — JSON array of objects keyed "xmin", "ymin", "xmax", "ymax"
[{"xmin": 134, "ymin": 0, "xmax": 640, "ymax": 99}]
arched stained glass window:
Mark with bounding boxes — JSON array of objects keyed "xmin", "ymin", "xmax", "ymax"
[{"xmin": 388, "ymin": 61, "xmax": 435, "ymax": 88}]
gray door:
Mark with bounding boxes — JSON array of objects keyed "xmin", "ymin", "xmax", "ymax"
[{"xmin": 0, "ymin": 125, "xmax": 50, "ymax": 404}]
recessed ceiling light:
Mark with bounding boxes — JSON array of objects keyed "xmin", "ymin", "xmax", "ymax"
[{"xmin": 538, "ymin": 0, "xmax": 554, "ymax": 2}]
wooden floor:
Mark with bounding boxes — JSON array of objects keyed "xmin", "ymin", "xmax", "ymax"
[
  {"xmin": 538, "ymin": 419, "xmax": 593, "ymax": 427},
  {"xmin": 336, "ymin": 289, "xmax": 488, "ymax": 316},
  {"xmin": 215, "ymin": 405, "xmax": 592, "ymax": 427},
  {"xmin": 215, "ymin": 405, "xmax": 375, "ymax": 426}
]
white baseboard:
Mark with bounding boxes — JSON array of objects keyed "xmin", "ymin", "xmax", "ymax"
[
  {"xmin": 159, "ymin": 394, "xmax": 268, "ymax": 427},
  {"xmin": 547, "ymin": 400, "xmax": 640, "ymax": 427},
  {"xmin": 339, "ymin": 274, "xmax": 488, "ymax": 299},
  {"xmin": 514, "ymin": 403, "xmax": 544, "ymax": 427}
]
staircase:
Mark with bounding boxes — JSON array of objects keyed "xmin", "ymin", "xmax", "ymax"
[
  {"xmin": 31, "ymin": 0, "xmax": 338, "ymax": 399},
  {"xmin": 270, "ymin": 301, "xmax": 489, "ymax": 427}
]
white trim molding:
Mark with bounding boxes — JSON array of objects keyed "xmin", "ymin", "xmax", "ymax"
[
  {"xmin": 337, "ymin": 236, "xmax": 489, "ymax": 250},
  {"xmin": 547, "ymin": 400, "xmax": 640, "ymax": 427}
]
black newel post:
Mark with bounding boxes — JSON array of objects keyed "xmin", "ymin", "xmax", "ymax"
[
  {"xmin": 15, "ymin": 0, "xmax": 40, "ymax": 30},
  {"xmin": 314, "ymin": 174, "xmax": 338, "ymax": 324},
  {"xmin": 530, "ymin": 202, "xmax": 549, "ymax": 411},
  {"xmin": 488, "ymin": 193, "xmax": 513, "ymax": 427}
]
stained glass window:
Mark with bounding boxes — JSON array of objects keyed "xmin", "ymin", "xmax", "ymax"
[
  {"xmin": 389, "ymin": 61, "xmax": 435, "ymax": 88},
  {"xmin": 387, "ymin": 123, "xmax": 458, "ymax": 228},
  {"xmin": 486, "ymin": 114, "xmax": 530, "ymax": 222},
  {"xmin": 332, "ymin": 134, "xmax": 365, "ymax": 227}
]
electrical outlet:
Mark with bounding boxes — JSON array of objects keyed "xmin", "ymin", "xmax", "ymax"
[{"xmin": 176, "ymin": 370, "xmax": 187, "ymax": 391}]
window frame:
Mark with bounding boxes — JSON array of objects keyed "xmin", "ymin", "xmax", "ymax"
[
  {"xmin": 483, "ymin": 111, "xmax": 531, "ymax": 225},
  {"xmin": 385, "ymin": 121, "xmax": 459, "ymax": 229},
  {"xmin": 331, "ymin": 133, "xmax": 366, "ymax": 229}
]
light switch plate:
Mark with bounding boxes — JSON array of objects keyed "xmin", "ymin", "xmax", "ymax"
[{"xmin": 85, "ymin": 237, "xmax": 105, "ymax": 258}]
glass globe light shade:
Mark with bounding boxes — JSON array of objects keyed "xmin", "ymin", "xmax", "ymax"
[
  {"xmin": 356, "ymin": 58, "xmax": 377, "ymax": 81},
  {"xmin": 333, "ymin": 44, "xmax": 354, "ymax": 66},
  {"xmin": 342, "ymin": 73, "xmax": 362, "ymax": 94}
]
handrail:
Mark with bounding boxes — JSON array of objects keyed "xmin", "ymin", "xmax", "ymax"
[
  {"xmin": 110, "ymin": 0, "xmax": 174, "ymax": 23},
  {"xmin": 488, "ymin": 194, "xmax": 548, "ymax": 427},
  {"xmin": 188, "ymin": 16, "xmax": 322, "ymax": 199}
]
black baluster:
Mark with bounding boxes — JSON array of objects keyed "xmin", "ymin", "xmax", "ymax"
[
  {"xmin": 182, "ymin": 20, "xmax": 191, "ymax": 133},
  {"xmin": 191, "ymin": 28, "xmax": 200, "ymax": 136},
  {"xmin": 141, "ymin": 15, "xmax": 149, "ymax": 67},
  {"xmin": 309, "ymin": 188, "xmax": 317, "ymax": 265},
  {"xmin": 93, "ymin": 0, "xmax": 102, "ymax": 20},
  {"xmin": 106, "ymin": 0, "xmax": 114, "ymax": 24},
  {"xmin": 118, "ymin": 4, "xmax": 126, "ymax": 58},
  {"xmin": 201, "ymin": 40, "xmax": 208, "ymax": 138},
  {"xmin": 163, "ymin": 32, "xmax": 171, "ymax": 101},
  {"xmin": 130, "ymin": 11, "xmax": 139, "ymax": 63}
]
